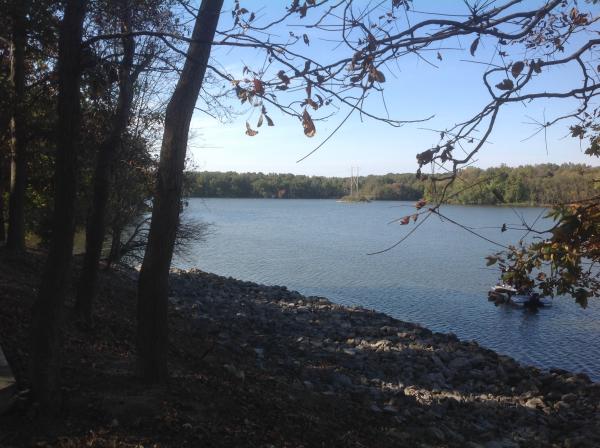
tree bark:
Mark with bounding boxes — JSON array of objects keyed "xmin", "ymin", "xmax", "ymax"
[
  {"xmin": 75, "ymin": 3, "xmax": 135, "ymax": 324},
  {"xmin": 30, "ymin": 0, "xmax": 87, "ymax": 411},
  {"xmin": 0, "ymin": 154, "xmax": 6, "ymax": 243},
  {"xmin": 6, "ymin": 0, "xmax": 29, "ymax": 252},
  {"xmin": 106, "ymin": 224, "xmax": 123, "ymax": 269},
  {"xmin": 136, "ymin": 0, "xmax": 223, "ymax": 383}
]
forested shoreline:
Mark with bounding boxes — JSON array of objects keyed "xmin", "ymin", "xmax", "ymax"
[{"xmin": 186, "ymin": 163, "xmax": 600, "ymax": 205}]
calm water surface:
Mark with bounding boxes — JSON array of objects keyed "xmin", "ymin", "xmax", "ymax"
[{"xmin": 176, "ymin": 198, "xmax": 600, "ymax": 380}]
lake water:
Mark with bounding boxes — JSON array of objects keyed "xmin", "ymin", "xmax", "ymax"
[{"xmin": 177, "ymin": 198, "xmax": 600, "ymax": 380}]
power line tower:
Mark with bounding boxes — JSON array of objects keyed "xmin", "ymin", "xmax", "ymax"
[{"xmin": 349, "ymin": 166, "xmax": 359, "ymax": 197}]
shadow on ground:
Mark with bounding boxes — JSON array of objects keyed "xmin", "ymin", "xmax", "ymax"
[{"xmin": 0, "ymin": 252, "xmax": 599, "ymax": 447}]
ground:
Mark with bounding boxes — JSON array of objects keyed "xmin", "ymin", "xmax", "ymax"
[{"xmin": 0, "ymin": 249, "xmax": 599, "ymax": 447}]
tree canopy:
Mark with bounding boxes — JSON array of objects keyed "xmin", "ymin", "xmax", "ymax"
[{"xmin": 186, "ymin": 164, "xmax": 600, "ymax": 204}]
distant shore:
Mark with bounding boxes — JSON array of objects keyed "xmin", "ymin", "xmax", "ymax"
[
  {"xmin": 189, "ymin": 196, "xmax": 552, "ymax": 207},
  {"xmin": 186, "ymin": 164, "xmax": 599, "ymax": 206}
]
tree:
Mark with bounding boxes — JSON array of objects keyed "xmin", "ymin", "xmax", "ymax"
[
  {"xmin": 0, "ymin": 0, "xmax": 63, "ymax": 246},
  {"xmin": 6, "ymin": 0, "xmax": 29, "ymax": 251},
  {"xmin": 8, "ymin": 0, "xmax": 598, "ymax": 396},
  {"xmin": 74, "ymin": 0, "xmax": 149, "ymax": 324},
  {"xmin": 326, "ymin": 1, "xmax": 600, "ymax": 302},
  {"xmin": 489, "ymin": 198, "xmax": 600, "ymax": 307},
  {"xmin": 231, "ymin": 0, "xmax": 597, "ymax": 303},
  {"xmin": 30, "ymin": 0, "xmax": 88, "ymax": 410},
  {"xmin": 136, "ymin": 0, "xmax": 223, "ymax": 382},
  {"xmin": 108, "ymin": 0, "xmax": 599, "ymax": 378}
]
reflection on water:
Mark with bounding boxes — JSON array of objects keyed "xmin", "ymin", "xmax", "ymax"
[{"xmin": 176, "ymin": 198, "xmax": 600, "ymax": 380}]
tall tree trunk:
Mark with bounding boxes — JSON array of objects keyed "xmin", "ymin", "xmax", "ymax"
[
  {"xmin": 75, "ymin": 3, "xmax": 135, "ymax": 324},
  {"xmin": 106, "ymin": 224, "xmax": 123, "ymax": 269},
  {"xmin": 0, "ymin": 153, "xmax": 6, "ymax": 243},
  {"xmin": 136, "ymin": 0, "xmax": 223, "ymax": 383},
  {"xmin": 6, "ymin": 0, "xmax": 28, "ymax": 252},
  {"xmin": 30, "ymin": 0, "xmax": 87, "ymax": 411}
]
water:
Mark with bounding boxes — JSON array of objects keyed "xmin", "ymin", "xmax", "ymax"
[{"xmin": 177, "ymin": 198, "xmax": 600, "ymax": 380}]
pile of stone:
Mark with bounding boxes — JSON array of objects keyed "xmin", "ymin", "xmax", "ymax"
[{"xmin": 168, "ymin": 268, "xmax": 600, "ymax": 447}]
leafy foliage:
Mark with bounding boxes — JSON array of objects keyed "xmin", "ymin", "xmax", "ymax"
[
  {"xmin": 185, "ymin": 171, "xmax": 425, "ymax": 200},
  {"xmin": 186, "ymin": 164, "xmax": 600, "ymax": 206},
  {"xmin": 488, "ymin": 201, "xmax": 600, "ymax": 306},
  {"xmin": 429, "ymin": 164, "xmax": 600, "ymax": 206}
]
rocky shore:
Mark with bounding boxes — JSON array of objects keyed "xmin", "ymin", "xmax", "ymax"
[
  {"xmin": 169, "ymin": 268, "xmax": 600, "ymax": 448},
  {"xmin": 1, "ymin": 250, "xmax": 599, "ymax": 447}
]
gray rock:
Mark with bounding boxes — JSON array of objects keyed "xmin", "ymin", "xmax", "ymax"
[
  {"xmin": 484, "ymin": 440, "xmax": 518, "ymax": 448},
  {"xmin": 380, "ymin": 404, "xmax": 397, "ymax": 413},
  {"xmin": 429, "ymin": 426, "xmax": 446, "ymax": 442},
  {"xmin": 448, "ymin": 356, "xmax": 471, "ymax": 370},
  {"xmin": 331, "ymin": 372, "xmax": 353, "ymax": 388},
  {"xmin": 369, "ymin": 403, "xmax": 382, "ymax": 412},
  {"xmin": 165, "ymin": 268, "xmax": 600, "ymax": 448},
  {"xmin": 555, "ymin": 400, "xmax": 571, "ymax": 411},
  {"xmin": 524, "ymin": 397, "xmax": 545, "ymax": 409}
]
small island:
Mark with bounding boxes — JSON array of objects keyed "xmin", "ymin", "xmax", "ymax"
[{"xmin": 337, "ymin": 194, "xmax": 372, "ymax": 203}]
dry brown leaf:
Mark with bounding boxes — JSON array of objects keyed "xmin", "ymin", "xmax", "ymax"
[
  {"xmin": 299, "ymin": 2, "xmax": 307, "ymax": 17},
  {"xmin": 370, "ymin": 68, "xmax": 385, "ymax": 83},
  {"xmin": 511, "ymin": 61, "xmax": 524, "ymax": 78},
  {"xmin": 302, "ymin": 109, "xmax": 316, "ymax": 137},
  {"xmin": 495, "ymin": 79, "xmax": 514, "ymax": 91},
  {"xmin": 245, "ymin": 121, "xmax": 258, "ymax": 136},
  {"xmin": 253, "ymin": 79, "xmax": 264, "ymax": 95},
  {"xmin": 306, "ymin": 98, "xmax": 319, "ymax": 110},
  {"xmin": 470, "ymin": 37, "xmax": 480, "ymax": 56},
  {"xmin": 277, "ymin": 70, "xmax": 290, "ymax": 85}
]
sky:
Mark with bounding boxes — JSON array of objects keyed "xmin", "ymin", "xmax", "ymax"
[{"xmin": 185, "ymin": 0, "xmax": 600, "ymax": 177}]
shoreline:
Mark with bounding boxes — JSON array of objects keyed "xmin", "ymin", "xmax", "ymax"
[
  {"xmin": 1, "ymin": 252, "xmax": 599, "ymax": 446},
  {"xmin": 167, "ymin": 267, "xmax": 600, "ymax": 446},
  {"xmin": 169, "ymin": 268, "xmax": 593, "ymax": 379},
  {"xmin": 187, "ymin": 196, "xmax": 551, "ymax": 207}
]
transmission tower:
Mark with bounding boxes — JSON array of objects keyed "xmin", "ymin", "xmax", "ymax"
[{"xmin": 350, "ymin": 166, "xmax": 359, "ymax": 196}]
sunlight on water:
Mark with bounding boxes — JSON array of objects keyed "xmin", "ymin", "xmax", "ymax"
[{"xmin": 176, "ymin": 198, "xmax": 600, "ymax": 380}]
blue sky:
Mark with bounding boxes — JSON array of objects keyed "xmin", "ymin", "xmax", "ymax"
[{"xmin": 186, "ymin": 0, "xmax": 600, "ymax": 176}]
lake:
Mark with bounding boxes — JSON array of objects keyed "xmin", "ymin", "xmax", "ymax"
[{"xmin": 177, "ymin": 198, "xmax": 600, "ymax": 380}]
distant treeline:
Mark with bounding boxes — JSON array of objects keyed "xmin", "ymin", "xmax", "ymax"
[
  {"xmin": 185, "ymin": 164, "xmax": 600, "ymax": 205},
  {"xmin": 185, "ymin": 171, "xmax": 423, "ymax": 200},
  {"xmin": 437, "ymin": 164, "xmax": 600, "ymax": 205}
]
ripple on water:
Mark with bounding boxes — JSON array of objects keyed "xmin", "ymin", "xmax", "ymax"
[{"xmin": 177, "ymin": 198, "xmax": 600, "ymax": 381}]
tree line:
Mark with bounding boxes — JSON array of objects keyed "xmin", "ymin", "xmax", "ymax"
[
  {"xmin": 185, "ymin": 171, "xmax": 424, "ymax": 200},
  {"xmin": 0, "ymin": 0, "xmax": 223, "ymax": 410},
  {"xmin": 186, "ymin": 164, "xmax": 600, "ymax": 205}
]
